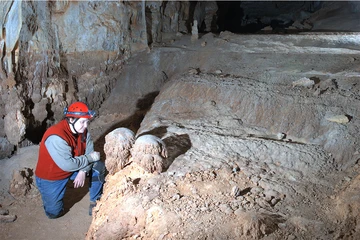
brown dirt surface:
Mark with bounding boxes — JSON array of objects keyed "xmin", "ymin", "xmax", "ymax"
[{"xmin": 0, "ymin": 146, "xmax": 93, "ymax": 240}]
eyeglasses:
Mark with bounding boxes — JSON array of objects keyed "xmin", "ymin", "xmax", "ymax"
[{"xmin": 78, "ymin": 119, "xmax": 90, "ymax": 125}]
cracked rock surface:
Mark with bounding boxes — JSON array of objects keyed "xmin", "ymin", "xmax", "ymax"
[{"xmin": 87, "ymin": 33, "xmax": 360, "ymax": 239}]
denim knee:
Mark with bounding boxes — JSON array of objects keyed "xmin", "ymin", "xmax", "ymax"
[{"xmin": 36, "ymin": 176, "xmax": 67, "ymax": 219}]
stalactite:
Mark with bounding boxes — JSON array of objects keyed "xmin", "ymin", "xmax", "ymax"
[
  {"xmin": 4, "ymin": 0, "xmax": 22, "ymax": 78},
  {"xmin": 0, "ymin": 1, "xmax": 12, "ymax": 82}
]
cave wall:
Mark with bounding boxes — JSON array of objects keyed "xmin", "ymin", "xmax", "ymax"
[
  {"xmin": 0, "ymin": 0, "xmax": 151, "ymax": 156},
  {"xmin": 0, "ymin": 0, "xmax": 359, "ymax": 158}
]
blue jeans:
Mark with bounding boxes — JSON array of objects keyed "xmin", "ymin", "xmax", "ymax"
[{"xmin": 36, "ymin": 161, "xmax": 105, "ymax": 219}]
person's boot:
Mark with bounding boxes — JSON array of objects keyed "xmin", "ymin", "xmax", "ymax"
[
  {"xmin": 46, "ymin": 208, "xmax": 65, "ymax": 219},
  {"xmin": 89, "ymin": 202, "xmax": 96, "ymax": 216}
]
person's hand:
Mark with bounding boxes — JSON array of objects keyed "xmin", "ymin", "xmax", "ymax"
[
  {"xmin": 87, "ymin": 151, "xmax": 100, "ymax": 162},
  {"xmin": 73, "ymin": 171, "xmax": 86, "ymax": 188}
]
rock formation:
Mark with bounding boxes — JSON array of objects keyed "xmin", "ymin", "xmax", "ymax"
[
  {"xmin": 0, "ymin": 1, "xmax": 360, "ymax": 239},
  {"xmin": 9, "ymin": 167, "xmax": 32, "ymax": 198},
  {"xmin": 0, "ymin": 0, "xmax": 358, "ymax": 156},
  {"xmin": 86, "ymin": 30, "xmax": 360, "ymax": 239},
  {"xmin": 3, "ymin": 0, "xmax": 22, "ymax": 78},
  {"xmin": 131, "ymin": 134, "xmax": 168, "ymax": 174},
  {"xmin": 104, "ymin": 128, "xmax": 135, "ymax": 175}
]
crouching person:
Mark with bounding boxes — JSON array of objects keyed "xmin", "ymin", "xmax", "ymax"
[{"xmin": 35, "ymin": 101, "xmax": 105, "ymax": 219}]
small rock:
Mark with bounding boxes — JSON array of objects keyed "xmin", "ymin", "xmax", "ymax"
[
  {"xmin": 158, "ymin": 231, "xmax": 169, "ymax": 240},
  {"xmin": 271, "ymin": 198, "xmax": 279, "ymax": 206},
  {"xmin": 153, "ymin": 198, "xmax": 162, "ymax": 204},
  {"xmin": 167, "ymin": 171, "xmax": 175, "ymax": 176},
  {"xmin": 256, "ymin": 198, "xmax": 272, "ymax": 209},
  {"xmin": 219, "ymin": 204, "xmax": 233, "ymax": 214},
  {"xmin": 190, "ymin": 187, "xmax": 197, "ymax": 194},
  {"xmin": 172, "ymin": 193, "xmax": 181, "ymax": 201},
  {"xmin": 0, "ymin": 214, "xmax": 17, "ymax": 223},
  {"xmin": 292, "ymin": 77, "xmax": 315, "ymax": 88},
  {"xmin": 344, "ymin": 176, "xmax": 351, "ymax": 182},
  {"xmin": 234, "ymin": 208, "xmax": 245, "ymax": 216},
  {"xmin": 0, "ymin": 209, "xmax": 9, "ymax": 215},
  {"xmin": 251, "ymin": 176, "xmax": 260, "ymax": 184},
  {"xmin": 237, "ymin": 196, "xmax": 245, "ymax": 201},
  {"xmin": 188, "ymin": 68, "xmax": 200, "ymax": 75},
  {"xmin": 276, "ymin": 132, "xmax": 286, "ymax": 140},
  {"xmin": 231, "ymin": 186, "xmax": 241, "ymax": 198},
  {"xmin": 264, "ymin": 189, "xmax": 280, "ymax": 201},
  {"xmin": 261, "ymin": 26, "xmax": 273, "ymax": 31},
  {"xmin": 166, "ymin": 181, "xmax": 177, "ymax": 187},
  {"xmin": 245, "ymin": 195, "xmax": 255, "ymax": 204},
  {"xmin": 251, "ymin": 187, "xmax": 264, "ymax": 195},
  {"xmin": 313, "ymin": 87, "xmax": 321, "ymax": 96},
  {"xmin": 326, "ymin": 115, "xmax": 350, "ymax": 124},
  {"xmin": 278, "ymin": 223, "xmax": 287, "ymax": 228},
  {"xmin": 287, "ymin": 234, "xmax": 296, "ymax": 240},
  {"xmin": 200, "ymin": 207, "xmax": 208, "ymax": 212}
]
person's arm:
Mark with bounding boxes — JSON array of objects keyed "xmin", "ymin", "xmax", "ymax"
[
  {"xmin": 85, "ymin": 131, "xmax": 94, "ymax": 154},
  {"xmin": 80, "ymin": 132, "xmax": 96, "ymax": 174},
  {"xmin": 74, "ymin": 132, "xmax": 96, "ymax": 187},
  {"xmin": 45, "ymin": 135, "xmax": 97, "ymax": 172}
]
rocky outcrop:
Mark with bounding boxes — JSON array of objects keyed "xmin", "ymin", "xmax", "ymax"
[
  {"xmin": 131, "ymin": 134, "xmax": 168, "ymax": 173},
  {"xmin": 0, "ymin": 0, "xmax": 148, "ymax": 150},
  {"xmin": 1, "ymin": 2, "xmax": 360, "ymax": 239},
  {"xmin": 104, "ymin": 128, "xmax": 135, "ymax": 175},
  {"xmin": 0, "ymin": 0, "xmax": 359, "ymax": 156},
  {"xmin": 138, "ymin": 72, "xmax": 359, "ymax": 170},
  {"xmin": 0, "ymin": 0, "xmax": 218, "ymax": 152},
  {"xmin": 87, "ymin": 31, "xmax": 360, "ymax": 239},
  {"xmin": 9, "ymin": 167, "xmax": 33, "ymax": 198},
  {"xmin": 104, "ymin": 127, "xmax": 168, "ymax": 175}
]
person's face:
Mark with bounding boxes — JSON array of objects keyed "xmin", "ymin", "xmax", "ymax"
[{"xmin": 70, "ymin": 117, "xmax": 90, "ymax": 133}]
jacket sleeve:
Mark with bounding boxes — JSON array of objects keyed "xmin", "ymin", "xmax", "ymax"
[
  {"xmin": 85, "ymin": 131, "xmax": 94, "ymax": 155},
  {"xmin": 45, "ymin": 135, "xmax": 93, "ymax": 172},
  {"xmin": 80, "ymin": 132, "xmax": 95, "ymax": 173}
]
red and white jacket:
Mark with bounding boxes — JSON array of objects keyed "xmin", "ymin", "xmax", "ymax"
[{"xmin": 35, "ymin": 119, "xmax": 94, "ymax": 180}]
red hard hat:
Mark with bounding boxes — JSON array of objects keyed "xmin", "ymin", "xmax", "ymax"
[{"xmin": 63, "ymin": 102, "xmax": 95, "ymax": 119}]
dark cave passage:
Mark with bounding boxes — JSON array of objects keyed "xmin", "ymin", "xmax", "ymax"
[{"xmin": 214, "ymin": 1, "xmax": 323, "ymax": 34}]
